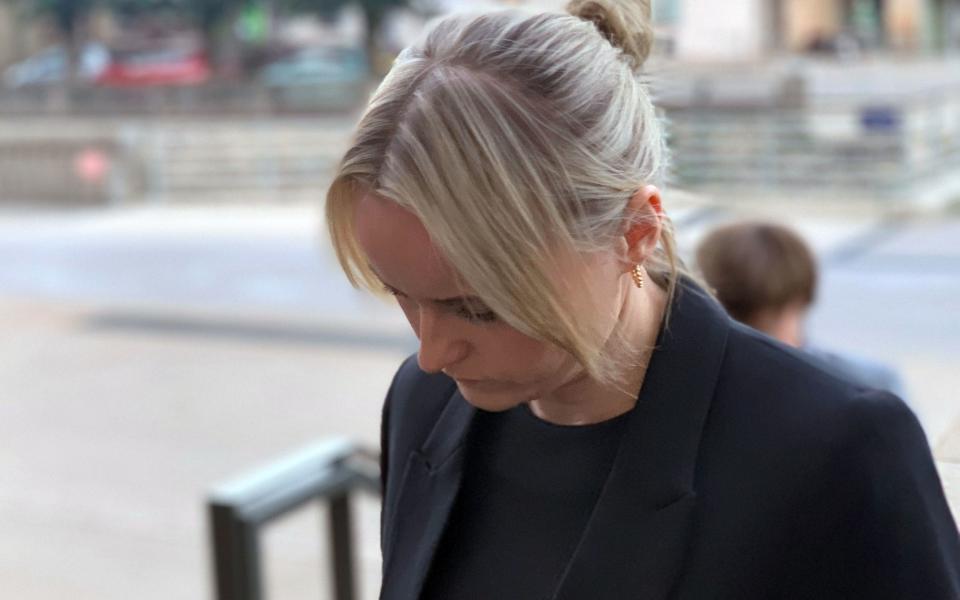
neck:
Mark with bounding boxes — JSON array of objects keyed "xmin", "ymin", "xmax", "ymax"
[{"xmin": 528, "ymin": 278, "xmax": 669, "ymax": 426}]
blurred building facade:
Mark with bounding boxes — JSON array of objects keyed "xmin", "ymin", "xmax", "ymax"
[
  {"xmin": 0, "ymin": 3, "xmax": 119, "ymax": 70},
  {"xmin": 783, "ymin": 0, "xmax": 960, "ymax": 54},
  {"xmin": 0, "ymin": 2, "xmax": 44, "ymax": 69},
  {"xmin": 425, "ymin": 0, "xmax": 960, "ymax": 60},
  {"xmin": 663, "ymin": 0, "xmax": 960, "ymax": 60}
]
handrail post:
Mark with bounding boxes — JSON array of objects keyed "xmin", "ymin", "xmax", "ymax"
[
  {"xmin": 209, "ymin": 501, "xmax": 263, "ymax": 600},
  {"xmin": 328, "ymin": 492, "xmax": 357, "ymax": 600}
]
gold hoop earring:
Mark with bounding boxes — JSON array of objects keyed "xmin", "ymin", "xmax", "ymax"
[{"xmin": 631, "ymin": 265, "xmax": 644, "ymax": 289}]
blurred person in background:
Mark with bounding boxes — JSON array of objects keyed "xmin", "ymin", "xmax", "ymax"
[
  {"xmin": 695, "ymin": 221, "xmax": 907, "ymax": 400},
  {"xmin": 325, "ymin": 1, "xmax": 960, "ymax": 598}
]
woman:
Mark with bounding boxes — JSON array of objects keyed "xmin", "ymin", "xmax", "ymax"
[{"xmin": 325, "ymin": 1, "xmax": 960, "ymax": 598}]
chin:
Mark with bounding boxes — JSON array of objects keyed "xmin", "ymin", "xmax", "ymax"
[{"xmin": 455, "ymin": 381, "xmax": 531, "ymax": 412}]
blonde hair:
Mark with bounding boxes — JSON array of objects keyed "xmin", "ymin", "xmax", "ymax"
[{"xmin": 327, "ymin": 0, "xmax": 690, "ymax": 384}]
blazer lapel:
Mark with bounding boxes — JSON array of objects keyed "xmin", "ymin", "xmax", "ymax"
[
  {"xmin": 554, "ymin": 284, "xmax": 730, "ymax": 600},
  {"xmin": 380, "ymin": 388, "xmax": 475, "ymax": 600}
]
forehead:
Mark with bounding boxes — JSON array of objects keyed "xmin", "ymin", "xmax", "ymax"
[{"xmin": 353, "ymin": 192, "xmax": 462, "ymax": 296}]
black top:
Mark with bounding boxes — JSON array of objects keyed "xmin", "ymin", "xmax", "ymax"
[
  {"xmin": 378, "ymin": 282, "xmax": 960, "ymax": 600},
  {"xmin": 421, "ymin": 404, "xmax": 632, "ymax": 600}
]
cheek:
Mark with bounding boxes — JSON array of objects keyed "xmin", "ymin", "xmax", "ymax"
[{"xmin": 476, "ymin": 329, "xmax": 567, "ymax": 378}]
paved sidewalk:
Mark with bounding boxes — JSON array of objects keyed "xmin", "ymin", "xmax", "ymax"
[
  {"xmin": 939, "ymin": 419, "xmax": 960, "ymax": 462},
  {"xmin": 939, "ymin": 461, "xmax": 960, "ymax": 523},
  {"xmin": 0, "ymin": 298, "xmax": 396, "ymax": 600},
  {"xmin": 936, "ymin": 414, "xmax": 960, "ymax": 522}
]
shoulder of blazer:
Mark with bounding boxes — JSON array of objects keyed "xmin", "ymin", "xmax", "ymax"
[
  {"xmin": 721, "ymin": 318, "xmax": 875, "ymax": 405},
  {"xmin": 708, "ymin": 320, "xmax": 921, "ymax": 457}
]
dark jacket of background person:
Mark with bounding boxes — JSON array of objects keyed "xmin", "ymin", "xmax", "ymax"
[
  {"xmin": 805, "ymin": 344, "xmax": 908, "ymax": 399},
  {"xmin": 377, "ymin": 284, "xmax": 960, "ymax": 600}
]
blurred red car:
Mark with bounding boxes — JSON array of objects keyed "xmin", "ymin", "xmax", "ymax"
[{"xmin": 96, "ymin": 47, "xmax": 211, "ymax": 87}]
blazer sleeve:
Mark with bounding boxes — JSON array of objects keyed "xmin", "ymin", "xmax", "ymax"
[{"xmin": 843, "ymin": 390, "xmax": 960, "ymax": 598}]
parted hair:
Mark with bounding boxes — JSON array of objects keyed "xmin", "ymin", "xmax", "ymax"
[
  {"xmin": 695, "ymin": 222, "xmax": 818, "ymax": 324},
  {"xmin": 327, "ymin": 0, "xmax": 689, "ymax": 384}
]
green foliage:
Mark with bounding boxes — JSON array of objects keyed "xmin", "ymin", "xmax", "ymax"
[
  {"xmin": 281, "ymin": 0, "xmax": 409, "ymax": 75},
  {"xmin": 11, "ymin": 0, "xmax": 98, "ymax": 35},
  {"xmin": 104, "ymin": 0, "xmax": 246, "ymax": 34},
  {"xmin": 177, "ymin": 0, "xmax": 246, "ymax": 35},
  {"xmin": 284, "ymin": 0, "xmax": 408, "ymax": 24},
  {"xmin": 108, "ymin": 0, "xmax": 179, "ymax": 19},
  {"xmin": 283, "ymin": 0, "xmax": 409, "ymax": 54}
]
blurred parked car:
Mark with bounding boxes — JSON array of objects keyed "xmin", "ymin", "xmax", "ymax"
[
  {"xmin": 3, "ymin": 43, "xmax": 109, "ymax": 88},
  {"xmin": 96, "ymin": 47, "xmax": 211, "ymax": 87},
  {"xmin": 259, "ymin": 46, "xmax": 368, "ymax": 88}
]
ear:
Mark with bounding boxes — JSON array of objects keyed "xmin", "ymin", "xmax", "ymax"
[{"xmin": 622, "ymin": 185, "xmax": 663, "ymax": 267}]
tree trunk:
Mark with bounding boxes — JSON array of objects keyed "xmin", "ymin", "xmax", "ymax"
[
  {"xmin": 51, "ymin": 11, "xmax": 80, "ymax": 113},
  {"xmin": 202, "ymin": 7, "xmax": 243, "ymax": 80},
  {"xmin": 63, "ymin": 23, "xmax": 79, "ymax": 88},
  {"xmin": 364, "ymin": 7, "xmax": 387, "ymax": 77}
]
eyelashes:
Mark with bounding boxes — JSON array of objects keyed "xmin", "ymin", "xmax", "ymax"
[
  {"xmin": 455, "ymin": 307, "xmax": 499, "ymax": 323},
  {"xmin": 383, "ymin": 285, "xmax": 499, "ymax": 324}
]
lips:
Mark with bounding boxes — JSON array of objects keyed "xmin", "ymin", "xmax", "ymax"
[
  {"xmin": 455, "ymin": 378, "xmax": 512, "ymax": 393},
  {"xmin": 445, "ymin": 371, "xmax": 506, "ymax": 389},
  {"xmin": 444, "ymin": 371, "xmax": 477, "ymax": 381},
  {"xmin": 453, "ymin": 376, "xmax": 488, "ymax": 386}
]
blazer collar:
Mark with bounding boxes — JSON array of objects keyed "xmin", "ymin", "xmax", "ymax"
[
  {"xmin": 380, "ymin": 386, "xmax": 475, "ymax": 600},
  {"xmin": 552, "ymin": 282, "xmax": 729, "ymax": 599},
  {"xmin": 381, "ymin": 281, "xmax": 729, "ymax": 600}
]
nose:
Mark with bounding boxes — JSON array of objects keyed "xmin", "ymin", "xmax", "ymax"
[{"xmin": 415, "ymin": 308, "xmax": 468, "ymax": 374}]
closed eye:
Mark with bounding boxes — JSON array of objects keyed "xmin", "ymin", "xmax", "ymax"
[{"xmin": 455, "ymin": 306, "xmax": 499, "ymax": 323}]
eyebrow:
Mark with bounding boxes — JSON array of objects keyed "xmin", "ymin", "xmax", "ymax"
[{"xmin": 380, "ymin": 281, "xmax": 485, "ymax": 308}]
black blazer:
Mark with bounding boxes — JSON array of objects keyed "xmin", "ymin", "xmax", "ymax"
[{"xmin": 378, "ymin": 283, "xmax": 960, "ymax": 599}]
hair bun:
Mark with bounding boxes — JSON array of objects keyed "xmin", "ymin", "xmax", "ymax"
[{"xmin": 566, "ymin": 0, "xmax": 653, "ymax": 71}]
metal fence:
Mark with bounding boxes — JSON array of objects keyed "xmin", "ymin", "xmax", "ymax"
[
  {"xmin": 662, "ymin": 86, "xmax": 960, "ymax": 202},
  {"xmin": 0, "ymin": 137, "xmax": 136, "ymax": 204},
  {"xmin": 207, "ymin": 438, "xmax": 380, "ymax": 600},
  {"xmin": 0, "ymin": 82, "xmax": 369, "ymax": 116},
  {"xmin": 2, "ymin": 83, "xmax": 959, "ymax": 207},
  {"xmin": 0, "ymin": 118, "xmax": 349, "ymax": 205}
]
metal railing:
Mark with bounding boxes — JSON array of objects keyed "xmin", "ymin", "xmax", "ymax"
[
  {"xmin": 0, "ymin": 82, "xmax": 370, "ymax": 116},
  {"xmin": 3, "ymin": 83, "xmax": 959, "ymax": 207},
  {"xmin": 0, "ymin": 137, "xmax": 140, "ymax": 205},
  {"xmin": 207, "ymin": 438, "xmax": 380, "ymax": 600},
  {"xmin": 0, "ymin": 119, "xmax": 349, "ymax": 205},
  {"xmin": 663, "ymin": 88, "xmax": 960, "ymax": 201}
]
